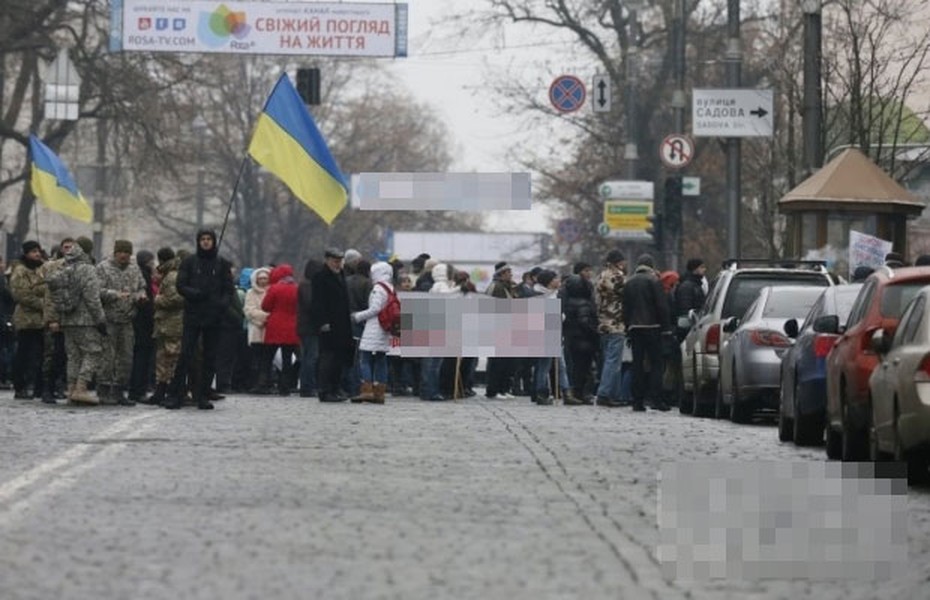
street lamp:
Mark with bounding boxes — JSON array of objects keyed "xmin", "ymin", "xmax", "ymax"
[
  {"xmin": 191, "ymin": 115, "xmax": 208, "ymax": 230},
  {"xmin": 623, "ymin": 0, "xmax": 647, "ymax": 179}
]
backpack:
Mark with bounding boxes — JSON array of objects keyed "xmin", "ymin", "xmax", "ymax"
[
  {"xmin": 376, "ymin": 282, "xmax": 401, "ymax": 336},
  {"xmin": 45, "ymin": 263, "xmax": 79, "ymax": 314}
]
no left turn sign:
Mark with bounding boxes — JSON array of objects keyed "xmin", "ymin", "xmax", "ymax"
[{"xmin": 659, "ymin": 134, "xmax": 694, "ymax": 169}]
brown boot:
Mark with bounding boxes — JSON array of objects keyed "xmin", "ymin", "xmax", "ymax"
[
  {"xmin": 66, "ymin": 381, "xmax": 76, "ymax": 401},
  {"xmin": 368, "ymin": 382, "xmax": 386, "ymax": 404},
  {"xmin": 70, "ymin": 380, "xmax": 99, "ymax": 405},
  {"xmin": 352, "ymin": 381, "xmax": 374, "ymax": 403}
]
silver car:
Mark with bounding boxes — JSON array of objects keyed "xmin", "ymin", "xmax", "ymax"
[
  {"xmin": 718, "ymin": 286, "xmax": 825, "ymax": 423},
  {"xmin": 868, "ymin": 285, "xmax": 930, "ymax": 484}
]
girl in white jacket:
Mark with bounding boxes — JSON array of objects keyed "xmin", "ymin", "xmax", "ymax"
[
  {"xmin": 350, "ymin": 261, "xmax": 395, "ymax": 403},
  {"xmin": 244, "ymin": 267, "xmax": 272, "ymax": 393}
]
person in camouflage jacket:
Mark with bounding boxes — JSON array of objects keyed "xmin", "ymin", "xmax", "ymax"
[
  {"xmin": 95, "ymin": 239, "xmax": 147, "ymax": 405},
  {"xmin": 58, "ymin": 243, "xmax": 107, "ymax": 404},
  {"xmin": 594, "ymin": 249, "xmax": 627, "ymax": 407},
  {"xmin": 148, "ymin": 249, "xmax": 184, "ymax": 405},
  {"xmin": 9, "ymin": 241, "xmax": 46, "ymax": 399}
]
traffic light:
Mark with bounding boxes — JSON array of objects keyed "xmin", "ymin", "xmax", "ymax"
[
  {"xmin": 646, "ymin": 213, "xmax": 664, "ymax": 250},
  {"xmin": 664, "ymin": 176, "xmax": 683, "ymax": 237},
  {"xmin": 296, "ymin": 67, "xmax": 321, "ymax": 105}
]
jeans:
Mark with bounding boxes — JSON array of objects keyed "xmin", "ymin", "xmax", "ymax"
[
  {"xmin": 420, "ymin": 357, "xmax": 443, "ymax": 399},
  {"xmin": 534, "ymin": 353, "xmax": 570, "ymax": 396},
  {"xmin": 299, "ymin": 334, "xmax": 319, "ymax": 393},
  {"xmin": 595, "ymin": 333, "xmax": 625, "ymax": 400},
  {"xmin": 359, "ymin": 350, "xmax": 388, "ymax": 383}
]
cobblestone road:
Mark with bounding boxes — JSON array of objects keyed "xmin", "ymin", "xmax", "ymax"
[{"xmin": 1, "ymin": 392, "xmax": 929, "ymax": 599}]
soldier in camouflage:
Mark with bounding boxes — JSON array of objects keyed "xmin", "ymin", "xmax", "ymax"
[
  {"xmin": 146, "ymin": 247, "xmax": 185, "ymax": 406},
  {"xmin": 594, "ymin": 249, "xmax": 627, "ymax": 408},
  {"xmin": 9, "ymin": 241, "xmax": 46, "ymax": 399},
  {"xmin": 38, "ymin": 237, "xmax": 75, "ymax": 404},
  {"xmin": 58, "ymin": 243, "xmax": 108, "ymax": 404},
  {"xmin": 96, "ymin": 239, "xmax": 147, "ymax": 405}
]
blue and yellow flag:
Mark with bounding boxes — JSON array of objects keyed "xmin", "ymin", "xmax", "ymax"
[
  {"xmin": 248, "ymin": 73, "xmax": 348, "ymax": 225},
  {"xmin": 28, "ymin": 135, "xmax": 92, "ymax": 224}
]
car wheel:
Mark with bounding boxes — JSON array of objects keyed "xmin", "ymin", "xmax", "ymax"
[
  {"xmin": 840, "ymin": 393, "xmax": 868, "ymax": 461},
  {"xmin": 729, "ymin": 362, "xmax": 751, "ymax": 424}
]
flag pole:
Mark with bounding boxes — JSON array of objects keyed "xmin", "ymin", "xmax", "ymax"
[{"xmin": 217, "ymin": 155, "xmax": 250, "ymax": 252}]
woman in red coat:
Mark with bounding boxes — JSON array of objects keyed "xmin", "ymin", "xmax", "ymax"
[{"xmin": 261, "ymin": 264, "xmax": 300, "ymax": 396}]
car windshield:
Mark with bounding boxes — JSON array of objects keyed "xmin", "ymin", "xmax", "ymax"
[
  {"xmin": 721, "ymin": 274, "xmax": 829, "ymax": 319},
  {"xmin": 880, "ymin": 282, "xmax": 930, "ymax": 317},
  {"xmin": 763, "ymin": 288, "xmax": 824, "ymax": 318}
]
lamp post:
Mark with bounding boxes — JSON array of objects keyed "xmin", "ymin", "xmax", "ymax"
[
  {"xmin": 191, "ymin": 115, "xmax": 208, "ymax": 230},
  {"xmin": 623, "ymin": 1, "xmax": 646, "ymax": 180},
  {"xmin": 802, "ymin": 0, "xmax": 823, "ymax": 173}
]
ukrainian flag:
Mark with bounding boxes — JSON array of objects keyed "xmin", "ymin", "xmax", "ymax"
[
  {"xmin": 28, "ymin": 135, "xmax": 93, "ymax": 224},
  {"xmin": 248, "ymin": 73, "xmax": 348, "ymax": 225}
]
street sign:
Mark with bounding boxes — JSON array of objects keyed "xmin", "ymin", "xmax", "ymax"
[
  {"xmin": 598, "ymin": 180, "xmax": 654, "ymax": 239},
  {"xmin": 682, "ymin": 176, "xmax": 700, "ymax": 196},
  {"xmin": 556, "ymin": 218, "xmax": 583, "ymax": 244},
  {"xmin": 692, "ymin": 89, "xmax": 774, "ymax": 137},
  {"xmin": 599, "ymin": 180, "xmax": 654, "ymax": 200},
  {"xmin": 659, "ymin": 134, "xmax": 694, "ymax": 169},
  {"xmin": 592, "ymin": 74, "xmax": 611, "ymax": 113},
  {"xmin": 549, "ymin": 75, "xmax": 586, "ymax": 113}
]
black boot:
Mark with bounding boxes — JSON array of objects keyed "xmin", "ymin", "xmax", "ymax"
[
  {"xmin": 41, "ymin": 387, "xmax": 56, "ymax": 404},
  {"xmin": 144, "ymin": 383, "xmax": 167, "ymax": 406},
  {"xmin": 115, "ymin": 386, "xmax": 136, "ymax": 406},
  {"xmin": 97, "ymin": 384, "xmax": 115, "ymax": 405}
]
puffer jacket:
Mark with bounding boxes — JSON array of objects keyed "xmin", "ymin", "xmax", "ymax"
[
  {"xmin": 261, "ymin": 264, "xmax": 299, "ymax": 346},
  {"xmin": 562, "ymin": 274, "xmax": 599, "ymax": 353},
  {"xmin": 58, "ymin": 245, "xmax": 106, "ymax": 328},
  {"xmin": 244, "ymin": 267, "xmax": 271, "ymax": 345},
  {"xmin": 154, "ymin": 258, "xmax": 184, "ymax": 339},
  {"xmin": 353, "ymin": 262, "xmax": 396, "ymax": 353},
  {"xmin": 622, "ymin": 265, "xmax": 671, "ymax": 331},
  {"xmin": 97, "ymin": 256, "xmax": 147, "ymax": 323},
  {"xmin": 429, "ymin": 263, "xmax": 460, "ymax": 295},
  {"xmin": 9, "ymin": 258, "xmax": 45, "ymax": 331}
]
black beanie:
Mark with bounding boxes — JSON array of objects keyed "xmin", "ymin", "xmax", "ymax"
[
  {"xmin": 536, "ymin": 270, "xmax": 557, "ymax": 287},
  {"xmin": 21, "ymin": 240, "xmax": 41, "ymax": 255},
  {"xmin": 637, "ymin": 253, "xmax": 656, "ymax": 269},
  {"xmin": 686, "ymin": 258, "xmax": 705, "ymax": 272},
  {"xmin": 157, "ymin": 247, "xmax": 176, "ymax": 263},
  {"xmin": 573, "ymin": 261, "xmax": 591, "ymax": 274}
]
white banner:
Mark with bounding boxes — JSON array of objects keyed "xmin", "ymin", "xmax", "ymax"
[
  {"xmin": 114, "ymin": 0, "xmax": 407, "ymax": 57},
  {"xmin": 848, "ymin": 230, "xmax": 892, "ymax": 278}
]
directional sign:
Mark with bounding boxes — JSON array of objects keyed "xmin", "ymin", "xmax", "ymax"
[
  {"xmin": 598, "ymin": 180, "xmax": 654, "ymax": 239},
  {"xmin": 682, "ymin": 176, "xmax": 700, "ymax": 196},
  {"xmin": 592, "ymin": 74, "xmax": 611, "ymax": 113},
  {"xmin": 692, "ymin": 89, "xmax": 774, "ymax": 137},
  {"xmin": 659, "ymin": 134, "xmax": 694, "ymax": 169},
  {"xmin": 549, "ymin": 75, "xmax": 586, "ymax": 113},
  {"xmin": 599, "ymin": 180, "xmax": 654, "ymax": 200}
]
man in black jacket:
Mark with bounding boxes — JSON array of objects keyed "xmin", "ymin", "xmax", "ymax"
[
  {"xmin": 622, "ymin": 254, "xmax": 671, "ymax": 412},
  {"xmin": 310, "ymin": 247, "xmax": 354, "ymax": 402},
  {"xmin": 163, "ymin": 229, "xmax": 235, "ymax": 410},
  {"xmin": 675, "ymin": 258, "xmax": 707, "ymax": 320}
]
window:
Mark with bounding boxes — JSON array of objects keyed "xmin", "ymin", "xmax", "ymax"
[
  {"xmin": 721, "ymin": 274, "xmax": 830, "ymax": 320},
  {"xmin": 846, "ymin": 280, "xmax": 876, "ymax": 329}
]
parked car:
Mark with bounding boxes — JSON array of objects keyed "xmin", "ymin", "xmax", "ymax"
[
  {"xmin": 778, "ymin": 284, "xmax": 863, "ymax": 446},
  {"xmin": 681, "ymin": 260, "xmax": 833, "ymax": 417},
  {"xmin": 823, "ymin": 266, "xmax": 930, "ymax": 461},
  {"xmin": 867, "ymin": 286, "xmax": 930, "ymax": 484},
  {"xmin": 717, "ymin": 286, "xmax": 824, "ymax": 423}
]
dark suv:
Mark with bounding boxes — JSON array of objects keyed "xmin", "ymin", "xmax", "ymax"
[{"xmin": 681, "ymin": 260, "xmax": 834, "ymax": 417}]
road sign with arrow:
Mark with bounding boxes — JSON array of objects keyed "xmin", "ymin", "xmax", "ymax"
[
  {"xmin": 592, "ymin": 74, "xmax": 611, "ymax": 113},
  {"xmin": 691, "ymin": 89, "xmax": 774, "ymax": 138}
]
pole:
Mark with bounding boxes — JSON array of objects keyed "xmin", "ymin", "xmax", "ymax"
[
  {"xmin": 669, "ymin": 0, "xmax": 687, "ymax": 271},
  {"xmin": 217, "ymin": 157, "xmax": 250, "ymax": 252},
  {"xmin": 725, "ymin": 0, "xmax": 742, "ymax": 259},
  {"xmin": 196, "ymin": 138, "xmax": 205, "ymax": 230},
  {"xmin": 93, "ymin": 118, "xmax": 107, "ymax": 262},
  {"xmin": 802, "ymin": 0, "xmax": 823, "ymax": 173},
  {"xmin": 624, "ymin": 8, "xmax": 639, "ymax": 180}
]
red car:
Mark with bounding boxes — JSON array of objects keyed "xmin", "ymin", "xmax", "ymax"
[{"xmin": 823, "ymin": 266, "xmax": 930, "ymax": 461}]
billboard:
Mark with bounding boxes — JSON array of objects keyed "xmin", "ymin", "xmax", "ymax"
[{"xmin": 111, "ymin": 0, "xmax": 408, "ymax": 57}]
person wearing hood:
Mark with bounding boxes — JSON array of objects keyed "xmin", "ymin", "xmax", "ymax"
[
  {"xmin": 531, "ymin": 270, "xmax": 573, "ymax": 405},
  {"xmin": 622, "ymin": 254, "xmax": 672, "ymax": 412},
  {"xmin": 419, "ymin": 262, "xmax": 460, "ymax": 401},
  {"xmin": 244, "ymin": 267, "xmax": 273, "ymax": 393},
  {"xmin": 414, "ymin": 258, "xmax": 438, "ymax": 292},
  {"xmin": 163, "ymin": 229, "xmax": 235, "ymax": 410},
  {"xmin": 674, "ymin": 258, "xmax": 707, "ymax": 323},
  {"xmin": 9, "ymin": 240, "xmax": 47, "ymax": 400},
  {"xmin": 95, "ymin": 239, "xmax": 147, "ymax": 405},
  {"xmin": 128, "ymin": 249, "xmax": 157, "ymax": 403},
  {"xmin": 349, "ymin": 261, "xmax": 396, "ymax": 403},
  {"xmin": 297, "ymin": 259, "xmax": 323, "ymax": 397},
  {"xmin": 56, "ymin": 243, "xmax": 108, "ymax": 405},
  {"xmin": 148, "ymin": 248, "xmax": 184, "ymax": 406},
  {"xmin": 261, "ymin": 264, "xmax": 300, "ymax": 396},
  {"xmin": 562, "ymin": 274, "xmax": 599, "ymax": 405}
]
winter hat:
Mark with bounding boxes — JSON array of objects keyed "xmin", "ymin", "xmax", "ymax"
[
  {"xmin": 324, "ymin": 247, "xmax": 344, "ymax": 259},
  {"xmin": 343, "ymin": 248, "xmax": 362, "ymax": 265},
  {"xmin": 637, "ymin": 253, "xmax": 656, "ymax": 269},
  {"xmin": 21, "ymin": 240, "xmax": 41, "ymax": 254},
  {"xmin": 686, "ymin": 258, "xmax": 705, "ymax": 272},
  {"xmin": 573, "ymin": 261, "xmax": 591, "ymax": 275},
  {"xmin": 660, "ymin": 270, "xmax": 680, "ymax": 293},
  {"xmin": 494, "ymin": 261, "xmax": 511, "ymax": 277},
  {"xmin": 536, "ymin": 270, "xmax": 557, "ymax": 288},
  {"xmin": 75, "ymin": 236, "xmax": 94, "ymax": 255},
  {"xmin": 529, "ymin": 266, "xmax": 543, "ymax": 279},
  {"xmin": 852, "ymin": 265, "xmax": 875, "ymax": 281},
  {"xmin": 885, "ymin": 252, "xmax": 905, "ymax": 267},
  {"xmin": 136, "ymin": 250, "xmax": 154, "ymax": 269},
  {"xmin": 114, "ymin": 239, "xmax": 133, "ymax": 254},
  {"xmin": 605, "ymin": 249, "xmax": 625, "ymax": 265},
  {"xmin": 157, "ymin": 246, "xmax": 175, "ymax": 263}
]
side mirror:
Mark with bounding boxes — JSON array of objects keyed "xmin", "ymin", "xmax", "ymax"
[
  {"xmin": 813, "ymin": 315, "xmax": 840, "ymax": 335},
  {"xmin": 784, "ymin": 318, "xmax": 799, "ymax": 339},
  {"xmin": 722, "ymin": 317, "xmax": 740, "ymax": 333},
  {"xmin": 870, "ymin": 329, "xmax": 892, "ymax": 355}
]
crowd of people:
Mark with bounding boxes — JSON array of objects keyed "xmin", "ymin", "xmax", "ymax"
[{"xmin": 0, "ymin": 229, "xmax": 710, "ymax": 411}]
